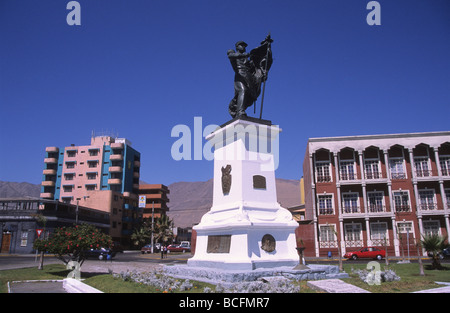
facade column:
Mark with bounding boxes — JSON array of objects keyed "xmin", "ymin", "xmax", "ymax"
[
  {"xmin": 309, "ymin": 152, "xmax": 320, "ymax": 257},
  {"xmin": 313, "ymin": 219, "xmax": 319, "ymax": 257},
  {"xmin": 365, "ymin": 218, "xmax": 371, "ymax": 246},
  {"xmin": 333, "ymin": 152, "xmax": 342, "ymax": 215},
  {"xmin": 433, "ymin": 147, "xmax": 443, "ymax": 177},
  {"xmin": 408, "ymin": 148, "xmax": 417, "ymax": 180},
  {"xmin": 445, "ymin": 215, "xmax": 450, "ymax": 239},
  {"xmin": 339, "ymin": 219, "xmax": 346, "ymax": 255},
  {"xmin": 417, "ymin": 216, "xmax": 426, "ymax": 256},
  {"xmin": 391, "ymin": 216, "xmax": 400, "ymax": 256},
  {"xmin": 358, "ymin": 150, "xmax": 365, "ymax": 180},
  {"xmin": 383, "ymin": 149, "xmax": 391, "ymax": 181}
]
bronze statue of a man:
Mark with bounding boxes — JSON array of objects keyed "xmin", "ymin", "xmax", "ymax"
[{"xmin": 227, "ymin": 35, "xmax": 273, "ymax": 119}]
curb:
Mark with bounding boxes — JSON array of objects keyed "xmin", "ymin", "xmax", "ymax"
[{"xmin": 63, "ymin": 278, "xmax": 103, "ymax": 293}]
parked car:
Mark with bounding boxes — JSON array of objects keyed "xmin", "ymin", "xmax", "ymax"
[
  {"xmin": 141, "ymin": 243, "xmax": 160, "ymax": 254},
  {"xmin": 427, "ymin": 247, "xmax": 450, "ymax": 259},
  {"xmin": 167, "ymin": 244, "xmax": 191, "ymax": 252},
  {"xmin": 111, "ymin": 241, "xmax": 124, "ymax": 253},
  {"xmin": 84, "ymin": 247, "xmax": 116, "ymax": 260},
  {"xmin": 344, "ymin": 247, "xmax": 385, "ymax": 260}
]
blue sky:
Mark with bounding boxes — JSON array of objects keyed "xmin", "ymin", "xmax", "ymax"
[{"xmin": 1, "ymin": 0, "xmax": 449, "ymax": 186}]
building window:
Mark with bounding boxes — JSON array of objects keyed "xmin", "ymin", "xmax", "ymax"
[
  {"xmin": 62, "ymin": 197, "xmax": 72, "ymax": 204},
  {"xmin": 439, "ymin": 156, "xmax": 450, "ymax": 176},
  {"xmin": 397, "ymin": 221, "xmax": 414, "ymax": 235},
  {"xmin": 344, "ymin": 224, "xmax": 362, "ymax": 247},
  {"xmin": 342, "ymin": 193, "xmax": 359, "ymax": 214},
  {"xmin": 367, "ymin": 191, "xmax": 385, "ymax": 212},
  {"xmin": 365, "ymin": 159, "xmax": 381, "ymax": 179},
  {"xmin": 418, "ymin": 189, "xmax": 436, "ymax": 211},
  {"xmin": 370, "ymin": 222, "xmax": 388, "ymax": 245},
  {"xmin": 315, "ymin": 161, "xmax": 331, "ymax": 183},
  {"xmin": 63, "ymin": 185, "xmax": 73, "ymax": 192},
  {"xmin": 20, "ymin": 232, "xmax": 28, "ymax": 247},
  {"xmin": 414, "ymin": 157, "xmax": 431, "ymax": 177},
  {"xmin": 87, "ymin": 172, "xmax": 98, "ymax": 180},
  {"xmin": 340, "ymin": 160, "xmax": 356, "ymax": 180},
  {"xmin": 66, "ymin": 162, "xmax": 76, "ymax": 169},
  {"xmin": 389, "ymin": 158, "xmax": 406, "ymax": 179},
  {"xmin": 317, "ymin": 194, "xmax": 333, "ymax": 215},
  {"xmin": 89, "ymin": 149, "xmax": 99, "ymax": 156},
  {"xmin": 393, "ymin": 191, "xmax": 410, "ymax": 212},
  {"xmin": 88, "ymin": 160, "xmax": 98, "ymax": 168},
  {"xmin": 319, "ymin": 225, "xmax": 337, "ymax": 247},
  {"xmin": 86, "ymin": 184, "xmax": 96, "ymax": 191},
  {"xmin": 64, "ymin": 173, "xmax": 74, "ymax": 181},
  {"xmin": 67, "ymin": 150, "xmax": 77, "ymax": 157},
  {"xmin": 445, "ymin": 189, "xmax": 450, "ymax": 207},
  {"xmin": 423, "ymin": 220, "xmax": 440, "ymax": 236}
]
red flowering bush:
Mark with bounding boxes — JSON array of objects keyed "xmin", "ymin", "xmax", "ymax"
[{"xmin": 34, "ymin": 224, "xmax": 112, "ymax": 266}]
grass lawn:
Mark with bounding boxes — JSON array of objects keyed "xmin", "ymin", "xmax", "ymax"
[
  {"xmin": 0, "ymin": 264, "xmax": 70, "ymax": 293},
  {"xmin": 341, "ymin": 261, "xmax": 450, "ymax": 293},
  {"xmin": 1, "ymin": 261, "xmax": 449, "ymax": 293}
]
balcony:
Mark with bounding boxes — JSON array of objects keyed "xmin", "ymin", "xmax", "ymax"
[
  {"xmin": 394, "ymin": 205, "xmax": 411, "ymax": 213},
  {"xmin": 364, "ymin": 171, "xmax": 387, "ymax": 183},
  {"xmin": 134, "ymin": 160, "xmax": 141, "ymax": 167},
  {"xmin": 110, "ymin": 142, "xmax": 124, "ymax": 149},
  {"xmin": 108, "ymin": 178, "xmax": 122, "ymax": 185},
  {"xmin": 316, "ymin": 175, "xmax": 332, "ymax": 183},
  {"xmin": 43, "ymin": 169, "xmax": 57, "ymax": 175},
  {"xmin": 44, "ymin": 158, "xmax": 57, "ymax": 164},
  {"xmin": 109, "ymin": 166, "xmax": 123, "ymax": 173},
  {"xmin": 341, "ymin": 205, "xmax": 361, "ymax": 214},
  {"xmin": 110, "ymin": 154, "xmax": 123, "ymax": 161},
  {"xmin": 417, "ymin": 203, "xmax": 444, "ymax": 214},
  {"xmin": 40, "ymin": 192, "xmax": 54, "ymax": 199},
  {"xmin": 368, "ymin": 204, "xmax": 387, "ymax": 213},
  {"xmin": 414, "ymin": 169, "xmax": 439, "ymax": 181},
  {"xmin": 42, "ymin": 181, "xmax": 55, "ymax": 187},
  {"xmin": 45, "ymin": 147, "xmax": 59, "ymax": 153},
  {"xmin": 339, "ymin": 172, "xmax": 361, "ymax": 185}
]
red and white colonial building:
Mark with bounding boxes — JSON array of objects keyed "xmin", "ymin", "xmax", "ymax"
[{"xmin": 299, "ymin": 131, "xmax": 450, "ymax": 257}]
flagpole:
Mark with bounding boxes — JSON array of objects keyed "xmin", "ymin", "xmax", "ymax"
[{"xmin": 259, "ymin": 34, "xmax": 271, "ymax": 120}]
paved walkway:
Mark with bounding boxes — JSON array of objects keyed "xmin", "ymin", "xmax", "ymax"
[{"xmin": 307, "ymin": 279, "xmax": 371, "ymax": 293}]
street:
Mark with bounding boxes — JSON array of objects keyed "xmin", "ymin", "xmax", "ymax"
[{"xmin": 0, "ymin": 250, "xmax": 191, "ymax": 271}]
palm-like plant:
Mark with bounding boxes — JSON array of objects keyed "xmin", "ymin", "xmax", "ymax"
[
  {"xmin": 131, "ymin": 225, "xmax": 151, "ymax": 248},
  {"xmin": 420, "ymin": 233, "xmax": 448, "ymax": 269},
  {"xmin": 154, "ymin": 215, "xmax": 174, "ymax": 244}
]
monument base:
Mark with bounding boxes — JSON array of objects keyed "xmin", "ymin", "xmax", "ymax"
[
  {"xmin": 164, "ymin": 264, "xmax": 349, "ymax": 286},
  {"xmin": 188, "ymin": 222, "xmax": 299, "ymax": 271}
]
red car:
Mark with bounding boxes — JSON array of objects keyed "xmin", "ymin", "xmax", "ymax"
[
  {"xmin": 344, "ymin": 247, "xmax": 385, "ymax": 260},
  {"xmin": 167, "ymin": 244, "xmax": 190, "ymax": 252}
]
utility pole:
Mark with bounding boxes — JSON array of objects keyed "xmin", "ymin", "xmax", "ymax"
[{"xmin": 151, "ymin": 201, "xmax": 154, "ymax": 254}]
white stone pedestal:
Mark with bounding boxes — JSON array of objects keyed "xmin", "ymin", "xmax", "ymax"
[{"xmin": 187, "ymin": 118, "xmax": 298, "ymax": 270}]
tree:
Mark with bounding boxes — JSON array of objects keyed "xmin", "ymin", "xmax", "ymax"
[
  {"xmin": 34, "ymin": 224, "xmax": 112, "ymax": 268},
  {"xmin": 415, "ymin": 239, "xmax": 425, "ymax": 276},
  {"xmin": 420, "ymin": 233, "xmax": 448, "ymax": 270},
  {"xmin": 131, "ymin": 219, "xmax": 152, "ymax": 248},
  {"xmin": 154, "ymin": 215, "xmax": 174, "ymax": 244},
  {"xmin": 31, "ymin": 214, "xmax": 47, "ymax": 270}
]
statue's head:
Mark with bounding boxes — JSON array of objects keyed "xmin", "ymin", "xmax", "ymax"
[{"xmin": 235, "ymin": 41, "xmax": 247, "ymax": 52}]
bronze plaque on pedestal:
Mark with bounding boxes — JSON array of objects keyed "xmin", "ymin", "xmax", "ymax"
[
  {"xmin": 261, "ymin": 234, "xmax": 276, "ymax": 252},
  {"xmin": 207, "ymin": 235, "xmax": 231, "ymax": 253}
]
